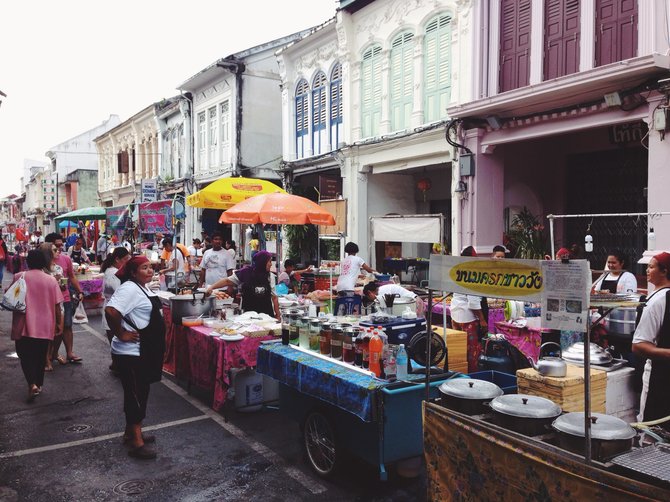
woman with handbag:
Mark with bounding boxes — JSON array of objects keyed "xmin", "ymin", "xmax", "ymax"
[
  {"xmin": 10, "ymin": 249, "xmax": 64, "ymax": 402},
  {"xmin": 105, "ymin": 256, "xmax": 165, "ymax": 459}
]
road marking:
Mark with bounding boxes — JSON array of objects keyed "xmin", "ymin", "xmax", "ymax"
[
  {"xmin": 81, "ymin": 321, "xmax": 327, "ymax": 495},
  {"xmin": 0, "ymin": 415, "xmax": 209, "ymax": 459},
  {"xmin": 161, "ymin": 379, "xmax": 327, "ymax": 495}
]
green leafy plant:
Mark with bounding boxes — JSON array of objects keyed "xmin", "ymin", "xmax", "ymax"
[{"xmin": 504, "ymin": 207, "xmax": 547, "ymax": 259}]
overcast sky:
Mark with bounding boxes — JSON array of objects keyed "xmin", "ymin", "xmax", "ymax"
[{"xmin": 0, "ymin": 0, "xmax": 337, "ymax": 197}]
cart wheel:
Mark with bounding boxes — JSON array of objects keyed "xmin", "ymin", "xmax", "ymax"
[{"xmin": 303, "ymin": 411, "xmax": 339, "ymax": 477}]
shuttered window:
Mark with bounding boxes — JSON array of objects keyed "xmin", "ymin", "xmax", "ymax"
[
  {"xmin": 295, "ymin": 79, "xmax": 309, "ymax": 159},
  {"xmin": 220, "ymin": 100, "xmax": 230, "ymax": 165},
  {"xmin": 312, "ymin": 72, "xmax": 327, "ymax": 155},
  {"xmin": 390, "ymin": 32, "xmax": 414, "ymax": 131},
  {"xmin": 544, "ymin": 0, "xmax": 580, "ymax": 80},
  {"xmin": 198, "ymin": 112, "xmax": 206, "ymax": 169},
  {"xmin": 499, "ymin": 0, "xmax": 532, "ymax": 92},
  {"xmin": 424, "ymin": 14, "xmax": 452, "ymax": 122},
  {"xmin": 595, "ymin": 0, "xmax": 638, "ymax": 67},
  {"xmin": 208, "ymin": 107, "xmax": 218, "ymax": 167},
  {"xmin": 330, "ymin": 63, "xmax": 343, "ymax": 149},
  {"xmin": 361, "ymin": 45, "xmax": 382, "ymax": 138}
]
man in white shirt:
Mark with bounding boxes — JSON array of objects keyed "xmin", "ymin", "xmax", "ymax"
[
  {"xmin": 96, "ymin": 234, "xmax": 109, "ymax": 264},
  {"xmin": 362, "ymin": 281, "xmax": 426, "ymax": 316},
  {"xmin": 198, "ymin": 232, "xmax": 235, "ymax": 287},
  {"xmin": 158, "ymin": 239, "xmax": 187, "ymax": 281}
]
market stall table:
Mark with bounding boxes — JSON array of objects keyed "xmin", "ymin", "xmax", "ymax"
[
  {"xmin": 257, "ymin": 342, "xmax": 460, "ymax": 479},
  {"xmin": 162, "ymin": 313, "xmax": 275, "ymax": 411}
]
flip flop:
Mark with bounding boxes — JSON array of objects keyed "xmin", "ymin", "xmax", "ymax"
[
  {"xmin": 56, "ymin": 356, "xmax": 68, "ymax": 365},
  {"xmin": 44, "ymin": 366, "xmax": 54, "ymax": 372},
  {"xmin": 67, "ymin": 356, "xmax": 83, "ymax": 363}
]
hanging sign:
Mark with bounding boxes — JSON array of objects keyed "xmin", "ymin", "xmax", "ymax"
[
  {"xmin": 138, "ymin": 200, "xmax": 173, "ymax": 234},
  {"xmin": 141, "ymin": 179, "xmax": 158, "ymax": 203},
  {"xmin": 539, "ymin": 259, "xmax": 590, "ymax": 332},
  {"xmin": 428, "ymin": 255, "xmax": 544, "ymax": 302},
  {"xmin": 106, "ymin": 205, "xmax": 131, "ymax": 239}
]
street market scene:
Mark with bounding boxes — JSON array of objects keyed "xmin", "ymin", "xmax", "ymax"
[{"xmin": 2, "ymin": 0, "xmax": 670, "ymax": 500}]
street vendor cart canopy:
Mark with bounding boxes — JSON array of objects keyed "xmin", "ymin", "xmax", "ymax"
[
  {"xmin": 54, "ymin": 206, "xmax": 107, "ymax": 222},
  {"xmin": 186, "ymin": 176, "xmax": 286, "ymax": 210}
]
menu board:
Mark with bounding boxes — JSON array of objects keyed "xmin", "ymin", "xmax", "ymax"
[{"xmin": 540, "ymin": 260, "xmax": 590, "ymax": 331}]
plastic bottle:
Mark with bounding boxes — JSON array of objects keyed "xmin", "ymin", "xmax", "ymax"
[
  {"xmin": 362, "ymin": 330, "xmax": 371, "ymax": 369},
  {"xmin": 396, "ymin": 344, "xmax": 408, "ymax": 380},
  {"xmin": 369, "ymin": 329, "xmax": 383, "ymax": 377}
]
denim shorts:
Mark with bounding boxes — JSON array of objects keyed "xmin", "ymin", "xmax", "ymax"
[{"xmin": 63, "ymin": 301, "xmax": 73, "ymax": 328}]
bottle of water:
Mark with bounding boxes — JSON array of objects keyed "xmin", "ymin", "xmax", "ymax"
[{"xmin": 396, "ymin": 344, "xmax": 408, "ymax": 380}]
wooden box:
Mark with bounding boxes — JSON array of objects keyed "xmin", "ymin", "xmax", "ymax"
[
  {"xmin": 432, "ymin": 327, "xmax": 468, "ymax": 374},
  {"xmin": 516, "ymin": 364, "xmax": 606, "ymax": 413}
]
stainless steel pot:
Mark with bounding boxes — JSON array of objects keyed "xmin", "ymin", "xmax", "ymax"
[
  {"xmin": 489, "ymin": 394, "xmax": 562, "ymax": 436},
  {"xmin": 606, "ymin": 307, "xmax": 637, "ymax": 336},
  {"xmin": 170, "ymin": 292, "xmax": 214, "ymax": 324},
  {"xmin": 552, "ymin": 412, "xmax": 636, "ymax": 461},
  {"xmin": 562, "ymin": 342, "xmax": 613, "ymax": 365},
  {"xmin": 438, "ymin": 378, "xmax": 504, "ymax": 415},
  {"xmin": 389, "ymin": 296, "xmax": 417, "ymax": 316}
]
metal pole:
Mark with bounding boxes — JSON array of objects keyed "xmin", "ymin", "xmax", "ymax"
[
  {"xmin": 426, "ymin": 288, "xmax": 433, "ymax": 400},
  {"xmin": 548, "ymin": 215, "xmax": 555, "ymax": 260},
  {"xmin": 584, "ymin": 318, "xmax": 592, "ymax": 464}
]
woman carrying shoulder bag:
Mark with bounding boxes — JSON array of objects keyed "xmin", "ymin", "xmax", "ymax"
[
  {"xmin": 105, "ymin": 256, "xmax": 165, "ymax": 459},
  {"xmin": 10, "ymin": 249, "xmax": 64, "ymax": 402}
]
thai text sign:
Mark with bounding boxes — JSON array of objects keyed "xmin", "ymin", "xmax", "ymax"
[
  {"xmin": 428, "ymin": 255, "xmax": 544, "ymax": 302},
  {"xmin": 138, "ymin": 200, "xmax": 173, "ymax": 234}
]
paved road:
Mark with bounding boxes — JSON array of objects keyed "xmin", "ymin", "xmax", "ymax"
[{"xmin": 0, "ymin": 306, "xmax": 425, "ymax": 502}]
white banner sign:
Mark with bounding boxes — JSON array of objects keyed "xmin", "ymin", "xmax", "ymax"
[
  {"xmin": 371, "ymin": 215, "xmax": 442, "ymax": 244},
  {"xmin": 539, "ymin": 260, "xmax": 590, "ymax": 332},
  {"xmin": 141, "ymin": 179, "xmax": 158, "ymax": 203}
]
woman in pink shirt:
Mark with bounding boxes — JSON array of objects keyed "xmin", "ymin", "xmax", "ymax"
[{"xmin": 10, "ymin": 249, "xmax": 64, "ymax": 402}]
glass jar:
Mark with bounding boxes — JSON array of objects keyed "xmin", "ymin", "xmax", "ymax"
[
  {"xmin": 354, "ymin": 336, "xmax": 363, "ymax": 367},
  {"xmin": 309, "ymin": 319, "xmax": 321, "ymax": 352},
  {"xmin": 298, "ymin": 316, "xmax": 311, "ymax": 349},
  {"xmin": 288, "ymin": 311, "xmax": 301, "ymax": 346},
  {"xmin": 319, "ymin": 322, "xmax": 332, "ymax": 356},
  {"xmin": 330, "ymin": 324, "xmax": 344, "ymax": 360},
  {"xmin": 342, "ymin": 327, "xmax": 356, "ymax": 364}
]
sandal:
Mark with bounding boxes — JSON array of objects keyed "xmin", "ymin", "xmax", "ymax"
[
  {"xmin": 128, "ymin": 445, "xmax": 157, "ymax": 460},
  {"xmin": 56, "ymin": 356, "xmax": 68, "ymax": 365},
  {"xmin": 67, "ymin": 355, "xmax": 83, "ymax": 363},
  {"xmin": 123, "ymin": 434, "xmax": 156, "ymax": 445}
]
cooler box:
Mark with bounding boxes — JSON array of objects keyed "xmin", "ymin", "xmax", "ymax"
[{"xmin": 359, "ymin": 317, "xmax": 427, "ymax": 345}]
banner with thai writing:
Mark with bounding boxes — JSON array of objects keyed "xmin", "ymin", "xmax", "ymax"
[
  {"xmin": 138, "ymin": 200, "xmax": 173, "ymax": 234},
  {"xmin": 428, "ymin": 255, "xmax": 544, "ymax": 302},
  {"xmin": 106, "ymin": 205, "xmax": 131, "ymax": 239}
]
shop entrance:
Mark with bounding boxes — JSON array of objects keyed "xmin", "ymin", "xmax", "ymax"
[
  {"xmin": 201, "ymin": 208, "xmax": 231, "ymax": 242},
  {"xmin": 564, "ymin": 147, "xmax": 647, "ymax": 278}
]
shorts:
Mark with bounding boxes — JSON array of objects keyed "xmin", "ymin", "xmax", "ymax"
[{"xmin": 63, "ymin": 301, "xmax": 73, "ymax": 328}]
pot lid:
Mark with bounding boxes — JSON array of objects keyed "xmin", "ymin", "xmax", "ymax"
[
  {"xmin": 490, "ymin": 394, "xmax": 562, "ymax": 419},
  {"xmin": 439, "ymin": 378, "xmax": 504, "ymax": 400},
  {"xmin": 552, "ymin": 412, "xmax": 636, "ymax": 440},
  {"xmin": 562, "ymin": 342, "xmax": 613, "ymax": 365}
]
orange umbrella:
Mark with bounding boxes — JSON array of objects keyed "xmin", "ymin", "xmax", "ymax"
[{"xmin": 219, "ymin": 192, "xmax": 335, "ymax": 226}]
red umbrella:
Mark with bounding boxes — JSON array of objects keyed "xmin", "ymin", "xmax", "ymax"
[{"xmin": 219, "ymin": 192, "xmax": 335, "ymax": 226}]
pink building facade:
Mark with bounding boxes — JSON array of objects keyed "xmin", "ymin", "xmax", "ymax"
[{"xmin": 448, "ymin": 0, "xmax": 670, "ymax": 277}]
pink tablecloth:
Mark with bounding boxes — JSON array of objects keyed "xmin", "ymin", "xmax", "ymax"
[
  {"xmin": 494, "ymin": 321, "xmax": 552, "ymax": 363},
  {"xmin": 188, "ymin": 326, "xmax": 276, "ymax": 411},
  {"xmin": 80, "ymin": 277, "xmax": 103, "ymax": 296}
]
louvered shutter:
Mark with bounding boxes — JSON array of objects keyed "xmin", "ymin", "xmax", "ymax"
[
  {"xmin": 312, "ymin": 72, "xmax": 327, "ymax": 155},
  {"xmin": 424, "ymin": 14, "xmax": 452, "ymax": 122},
  {"xmin": 361, "ymin": 46, "xmax": 382, "ymax": 138},
  {"xmin": 330, "ymin": 63, "xmax": 343, "ymax": 148},
  {"xmin": 390, "ymin": 32, "xmax": 414, "ymax": 131},
  {"xmin": 295, "ymin": 80, "xmax": 309, "ymax": 158},
  {"xmin": 499, "ymin": 0, "xmax": 531, "ymax": 92},
  {"xmin": 596, "ymin": 0, "xmax": 637, "ymax": 67},
  {"xmin": 544, "ymin": 0, "xmax": 580, "ymax": 80}
]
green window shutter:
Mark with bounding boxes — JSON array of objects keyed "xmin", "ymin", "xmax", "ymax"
[
  {"xmin": 424, "ymin": 14, "xmax": 452, "ymax": 122},
  {"xmin": 361, "ymin": 45, "xmax": 382, "ymax": 138},
  {"xmin": 390, "ymin": 32, "xmax": 414, "ymax": 131}
]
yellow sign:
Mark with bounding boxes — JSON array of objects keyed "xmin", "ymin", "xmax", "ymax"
[{"xmin": 429, "ymin": 255, "xmax": 545, "ymax": 302}]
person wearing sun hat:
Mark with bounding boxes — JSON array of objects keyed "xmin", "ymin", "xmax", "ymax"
[
  {"xmin": 632, "ymin": 251, "xmax": 670, "ymax": 428},
  {"xmin": 105, "ymin": 255, "xmax": 165, "ymax": 459}
]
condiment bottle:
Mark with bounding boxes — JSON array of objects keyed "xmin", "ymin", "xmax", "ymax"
[
  {"xmin": 369, "ymin": 329, "xmax": 383, "ymax": 377},
  {"xmin": 319, "ymin": 322, "xmax": 332, "ymax": 356},
  {"xmin": 299, "ymin": 316, "xmax": 311, "ymax": 349},
  {"xmin": 330, "ymin": 324, "xmax": 343, "ymax": 360},
  {"xmin": 362, "ymin": 329, "xmax": 371, "ymax": 369},
  {"xmin": 309, "ymin": 319, "xmax": 321, "ymax": 352},
  {"xmin": 342, "ymin": 328, "xmax": 355, "ymax": 364}
]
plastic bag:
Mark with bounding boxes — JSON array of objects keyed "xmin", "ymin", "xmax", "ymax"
[
  {"xmin": 1, "ymin": 272, "xmax": 27, "ymax": 312},
  {"xmin": 73, "ymin": 301, "xmax": 88, "ymax": 324}
]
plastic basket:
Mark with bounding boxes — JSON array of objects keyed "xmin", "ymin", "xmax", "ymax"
[{"xmin": 468, "ymin": 370, "xmax": 517, "ymax": 394}]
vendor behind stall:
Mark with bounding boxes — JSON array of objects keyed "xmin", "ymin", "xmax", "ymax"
[
  {"xmin": 362, "ymin": 281, "xmax": 425, "ymax": 316},
  {"xmin": 205, "ymin": 250, "xmax": 280, "ymax": 321},
  {"xmin": 336, "ymin": 242, "xmax": 374, "ymax": 295},
  {"xmin": 632, "ymin": 252, "xmax": 670, "ymax": 428},
  {"xmin": 278, "ymin": 259, "xmax": 313, "ymax": 293},
  {"xmin": 592, "ymin": 251, "xmax": 638, "ymax": 294}
]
